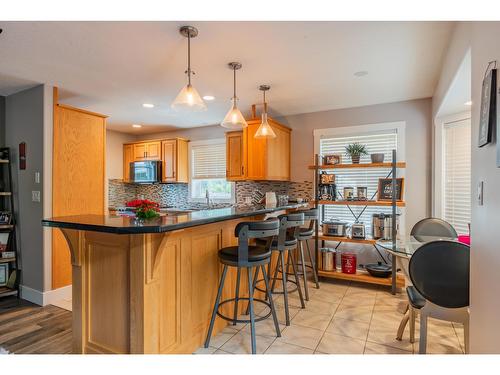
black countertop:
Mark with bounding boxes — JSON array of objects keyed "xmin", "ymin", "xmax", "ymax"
[{"xmin": 42, "ymin": 204, "xmax": 308, "ymax": 234}]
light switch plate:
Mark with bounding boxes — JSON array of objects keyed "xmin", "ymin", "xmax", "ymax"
[
  {"xmin": 35, "ymin": 172, "xmax": 40, "ymax": 184},
  {"xmin": 32, "ymin": 190, "xmax": 41, "ymax": 202},
  {"xmin": 477, "ymin": 181, "xmax": 484, "ymax": 206}
]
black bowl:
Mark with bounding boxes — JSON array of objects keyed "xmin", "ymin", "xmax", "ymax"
[{"xmin": 365, "ymin": 262, "xmax": 392, "ymax": 278}]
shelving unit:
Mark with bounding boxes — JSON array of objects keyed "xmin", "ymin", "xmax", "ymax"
[
  {"xmin": 313, "ymin": 150, "xmax": 405, "ymax": 293},
  {"xmin": 0, "ymin": 148, "xmax": 19, "ymax": 299}
]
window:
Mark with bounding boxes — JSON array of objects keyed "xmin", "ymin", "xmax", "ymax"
[
  {"xmin": 316, "ymin": 124, "xmax": 404, "ymax": 235},
  {"xmin": 443, "ymin": 119, "xmax": 471, "ymax": 234},
  {"xmin": 189, "ymin": 139, "xmax": 234, "ymax": 202}
]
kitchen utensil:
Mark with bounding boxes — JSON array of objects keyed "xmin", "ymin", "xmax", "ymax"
[
  {"xmin": 365, "ymin": 262, "xmax": 392, "ymax": 278},
  {"xmin": 341, "ymin": 253, "xmax": 357, "ymax": 274},
  {"xmin": 351, "ymin": 223, "xmax": 366, "ymax": 239},
  {"xmin": 320, "ymin": 248, "xmax": 336, "ymax": 271},
  {"xmin": 372, "ymin": 213, "xmax": 399, "ymax": 240},
  {"xmin": 370, "ymin": 153, "xmax": 385, "ymax": 163},
  {"xmin": 322, "ymin": 220, "xmax": 348, "ymax": 237}
]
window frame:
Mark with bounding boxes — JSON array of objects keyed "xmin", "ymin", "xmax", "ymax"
[
  {"xmin": 433, "ymin": 112, "xmax": 471, "ymax": 227},
  {"xmin": 188, "ymin": 138, "xmax": 235, "ymax": 204},
  {"xmin": 313, "ymin": 121, "xmax": 406, "ymax": 236}
]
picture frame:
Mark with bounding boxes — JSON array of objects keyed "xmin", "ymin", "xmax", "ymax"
[
  {"xmin": 0, "ymin": 264, "xmax": 8, "ymax": 287},
  {"xmin": 479, "ymin": 67, "xmax": 496, "ymax": 147},
  {"xmin": 377, "ymin": 178, "xmax": 404, "ymax": 201},
  {"xmin": 320, "ymin": 173, "xmax": 335, "ymax": 184},
  {"xmin": 0, "ymin": 212, "xmax": 12, "ymax": 225},
  {"xmin": 323, "ymin": 154, "xmax": 342, "ymax": 165}
]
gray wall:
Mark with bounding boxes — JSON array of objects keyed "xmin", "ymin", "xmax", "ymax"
[
  {"xmin": 433, "ymin": 21, "xmax": 500, "ymax": 353},
  {"xmin": 0, "ymin": 96, "xmax": 5, "ymax": 146},
  {"xmin": 5, "ymin": 85, "xmax": 45, "ymax": 292},
  {"xmin": 136, "ymin": 98, "xmax": 433, "ymax": 230}
]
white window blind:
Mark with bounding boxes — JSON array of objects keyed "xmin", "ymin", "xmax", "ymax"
[
  {"xmin": 320, "ymin": 131, "xmax": 398, "ymax": 234},
  {"xmin": 191, "ymin": 142, "xmax": 226, "ymax": 179},
  {"xmin": 443, "ymin": 119, "xmax": 471, "ymax": 235}
]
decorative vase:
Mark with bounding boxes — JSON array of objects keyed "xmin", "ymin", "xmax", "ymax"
[
  {"xmin": 351, "ymin": 155, "xmax": 360, "ymax": 164},
  {"xmin": 370, "ymin": 153, "xmax": 385, "ymax": 163}
]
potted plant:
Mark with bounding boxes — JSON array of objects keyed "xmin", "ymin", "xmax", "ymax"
[
  {"xmin": 345, "ymin": 143, "xmax": 368, "ymax": 164},
  {"xmin": 126, "ymin": 199, "xmax": 160, "ymax": 220}
]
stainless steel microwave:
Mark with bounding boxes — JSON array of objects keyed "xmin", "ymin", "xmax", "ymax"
[{"xmin": 130, "ymin": 161, "xmax": 161, "ymax": 184}]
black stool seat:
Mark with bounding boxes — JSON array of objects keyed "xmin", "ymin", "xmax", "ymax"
[
  {"xmin": 298, "ymin": 228, "xmax": 314, "ymax": 238},
  {"xmin": 257, "ymin": 236, "xmax": 297, "ymax": 248},
  {"xmin": 407, "ymin": 286, "xmax": 426, "ymax": 309},
  {"xmin": 219, "ymin": 245, "xmax": 271, "ymax": 263}
]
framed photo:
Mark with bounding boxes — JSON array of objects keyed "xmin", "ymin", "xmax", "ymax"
[
  {"xmin": 320, "ymin": 173, "xmax": 335, "ymax": 184},
  {"xmin": 323, "ymin": 154, "xmax": 342, "ymax": 165},
  {"xmin": 0, "ymin": 264, "xmax": 8, "ymax": 287},
  {"xmin": 0, "ymin": 212, "xmax": 12, "ymax": 225},
  {"xmin": 377, "ymin": 178, "xmax": 404, "ymax": 201},
  {"xmin": 479, "ymin": 68, "xmax": 496, "ymax": 147}
]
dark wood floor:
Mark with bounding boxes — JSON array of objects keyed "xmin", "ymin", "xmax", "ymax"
[{"xmin": 0, "ymin": 296, "xmax": 72, "ymax": 354}]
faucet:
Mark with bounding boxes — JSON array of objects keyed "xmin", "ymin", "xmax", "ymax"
[{"xmin": 205, "ymin": 189, "xmax": 212, "ymax": 208}]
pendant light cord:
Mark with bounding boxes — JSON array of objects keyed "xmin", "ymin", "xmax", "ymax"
[
  {"xmin": 233, "ymin": 66, "xmax": 237, "ymax": 100},
  {"xmin": 187, "ymin": 33, "xmax": 192, "ymax": 86}
]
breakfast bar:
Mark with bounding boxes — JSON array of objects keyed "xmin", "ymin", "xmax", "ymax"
[{"xmin": 42, "ymin": 204, "xmax": 304, "ymax": 354}]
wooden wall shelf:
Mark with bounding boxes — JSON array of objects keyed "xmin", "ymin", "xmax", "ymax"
[
  {"xmin": 317, "ymin": 234, "xmax": 377, "ymax": 245},
  {"xmin": 309, "ymin": 162, "xmax": 406, "ymax": 170},
  {"xmin": 316, "ymin": 200, "xmax": 405, "ymax": 207},
  {"xmin": 318, "ymin": 269, "xmax": 405, "ymax": 288}
]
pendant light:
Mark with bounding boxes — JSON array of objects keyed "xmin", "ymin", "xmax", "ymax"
[
  {"xmin": 171, "ymin": 26, "xmax": 206, "ymax": 111},
  {"xmin": 254, "ymin": 85, "xmax": 277, "ymax": 138},
  {"xmin": 221, "ymin": 62, "xmax": 248, "ymax": 129}
]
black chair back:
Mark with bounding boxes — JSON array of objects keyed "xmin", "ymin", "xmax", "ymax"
[
  {"xmin": 298, "ymin": 208, "xmax": 318, "ymax": 231},
  {"xmin": 276, "ymin": 212, "xmax": 305, "ymax": 251},
  {"xmin": 409, "ymin": 240, "xmax": 469, "ymax": 308},
  {"xmin": 234, "ymin": 219, "xmax": 280, "ymax": 266},
  {"xmin": 411, "ymin": 218, "xmax": 458, "ymax": 241}
]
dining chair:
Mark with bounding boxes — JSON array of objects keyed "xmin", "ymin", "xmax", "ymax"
[
  {"xmin": 408, "ymin": 240, "xmax": 470, "ymax": 354},
  {"xmin": 396, "ymin": 218, "xmax": 458, "ymax": 343}
]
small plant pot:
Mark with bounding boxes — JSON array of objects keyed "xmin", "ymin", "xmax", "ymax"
[
  {"xmin": 370, "ymin": 153, "xmax": 385, "ymax": 163},
  {"xmin": 351, "ymin": 155, "xmax": 360, "ymax": 164}
]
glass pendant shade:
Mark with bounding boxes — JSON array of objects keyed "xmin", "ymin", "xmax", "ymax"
[
  {"xmin": 171, "ymin": 84, "xmax": 206, "ymax": 112},
  {"xmin": 221, "ymin": 98, "xmax": 248, "ymax": 129},
  {"xmin": 254, "ymin": 112, "xmax": 276, "ymax": 138}
]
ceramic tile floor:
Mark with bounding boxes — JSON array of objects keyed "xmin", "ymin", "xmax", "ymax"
[{"xmin": 195, "ymin": 279, "xmax": 465, "ymax": 355}]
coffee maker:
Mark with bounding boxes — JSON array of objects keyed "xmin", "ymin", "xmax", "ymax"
[{"xmin": 372, "ymin": 213, "xmax": 399, "ymax": 240}]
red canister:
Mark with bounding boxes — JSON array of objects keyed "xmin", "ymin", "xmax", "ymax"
[{"xmin": 341, "ymin": 253, "xmax": 357, "ymax": 274}]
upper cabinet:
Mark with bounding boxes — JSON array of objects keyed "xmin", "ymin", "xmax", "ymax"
[
  {"xmin": 226, "ymin": 117, "xmax": 291, "ymax": 181},
  {"xmin": 123, "ymin": 138, "xmax": 188, "ymax": 183}
]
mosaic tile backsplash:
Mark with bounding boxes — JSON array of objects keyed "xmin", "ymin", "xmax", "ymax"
[{"xmin": 108, "ymin": 179, "xmax": 314, "ymax": 209}]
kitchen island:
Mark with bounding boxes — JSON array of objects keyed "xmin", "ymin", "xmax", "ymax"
[{"xmin": 42, "ymin": 204, "xmax": 305, "ymax": 354}]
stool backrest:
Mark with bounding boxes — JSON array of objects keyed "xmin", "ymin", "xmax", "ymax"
[
  {"xmin": 299, "ymin": 208, "xmax": 318, "ymax": 230},
  {"xmin": 276, "ymin": 212, "xmax": 305, "ymax": 251},
  {"xmin": 234, "ymin": 219, "xmax": 280, "ymax": 266},
  {"xmin": 409, "ymin": 240, "xmax": 469, "ymax": 308},
  {"xmin": 411, "ymin": 218, "xmax": 458, "ymax": 240}
]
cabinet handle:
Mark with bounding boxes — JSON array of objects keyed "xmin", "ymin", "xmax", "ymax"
[{"xmin": 241, "ymin": 166, "xmax": 244, "ymax": 175}]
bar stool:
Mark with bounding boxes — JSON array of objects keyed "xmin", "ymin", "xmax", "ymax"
[
  {"xmin": 296, "ymin": 208, "xmax": 320, "ymax": 301},
  {"xmin": 255, "ymin": 212, "xmax": 306, "ymax": 326},
  {"xmin": 204, "ymin": 219, "xmax": 281, "ymax": 355}
]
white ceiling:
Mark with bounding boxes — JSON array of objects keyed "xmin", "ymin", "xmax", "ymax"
[{"xmin": 0, "ymin": 21, "xmax": 453, "ymax": 133}]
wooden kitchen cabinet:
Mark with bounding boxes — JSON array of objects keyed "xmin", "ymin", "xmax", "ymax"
[
  {"xmin": 225, "ymin": 131, "xmax": 246, "ymax": 180},
  {"xmin": 226, "ymin": 117, "xmax": 291, "ymax": 181},
  {"xmin": 123, "ymin": 138, "xmax": 188, "ymax": 183},
  {"xmin": 133, "ymin": 141, "xmax": 161, "ymax": 160},
  {"xmin": 162, "ymin": 138, "xmax": 188, "ymax": 183},
  {"xmin": 123, "ymin": 144, "xmax": 134, "ymax": 182}
]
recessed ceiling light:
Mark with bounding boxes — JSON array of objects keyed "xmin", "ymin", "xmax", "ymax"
[
  {"xmin": 354, "ymin": 71, "xmax": 368, "ymax": 77},
  {"xmin": 132, "ymin": 124, "xmax": 142, "ymax": 128},
  {"xmin": 203, "ymin": 95, "xmax": 215, "ymax": 101},
  {"xmin": 465, "ymin": 101, "xmax": 472, "ymax": 106},
  {"xmin": 142, "ymin": 103, "xmax": 154, "ymax": 108}
]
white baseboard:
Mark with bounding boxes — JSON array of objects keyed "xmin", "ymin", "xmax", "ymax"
[{"xmin": 20, "ymin": 284, "xmax": 72, "ymax": 306}]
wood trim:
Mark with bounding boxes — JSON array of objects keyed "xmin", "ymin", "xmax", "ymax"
[
  {"xmin": 309, "ymin": 162, "xmax": 406, "ymax": 170},
  {"xmin": 124, "ymin": 137, "xmax": 190, "ymax": 145},
  {"xmin": 56, "ymin": 103, "xmax": 108, "ymax": 119}
]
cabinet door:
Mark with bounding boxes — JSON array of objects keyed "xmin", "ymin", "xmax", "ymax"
[
  {"xmin": 226, "ymin": 132, "xmax": 245, "ymax": 180},
  {"xmin": 162, "ymin": 140, "xmax": 177, "ymax": 182},
  {"xmin": 134, "ymin": 143, "xmax": 147, "ymax": 160},
  {"xmin": 146, "ymin": 141, "xmax": 161, "ymax": 160},
  {"xmin": 245, "ymin": 123, "xmax": 266, "ymax": 180},
  {"xmin": 265, "ymin": 124, "xmax": 291, "ymax": 181},
  {"xmin": 123, "ymin": 144, "xmax": 134, "ymax": 182}
]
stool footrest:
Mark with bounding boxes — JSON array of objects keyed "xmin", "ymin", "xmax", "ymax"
[
  {"xmin": 255, "ymin": 278, "xmax": 299, "ymax": 295},
  {"xmin": 216, "ymin": 297, "xmax": 272, "ymax": 323}
]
